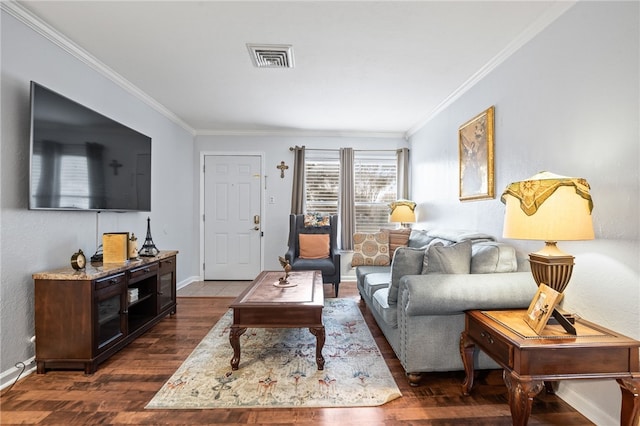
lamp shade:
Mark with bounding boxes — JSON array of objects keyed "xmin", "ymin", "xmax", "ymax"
[
  {"xmin": 501, "ymin": 172, "xmax": 594, "ymax": 242},
  {"xmin": 389, "ymin": 200, "xmax": 416, "ymax": 223}
]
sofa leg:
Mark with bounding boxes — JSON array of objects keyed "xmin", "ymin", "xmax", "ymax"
[
  {"xmin": 407, "ymin": 372, "xmax": 423, "ymax": 387},
  {"xmin": 334, "ymin": 282, "xmax": 339, "ymax": 297}
]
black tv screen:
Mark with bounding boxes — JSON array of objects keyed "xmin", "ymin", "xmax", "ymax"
[{"xmin": 29, "ymin": 81, "xmax": 151, "ymax": 211}]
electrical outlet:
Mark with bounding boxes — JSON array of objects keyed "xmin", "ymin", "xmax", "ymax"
[{"xmin": 269, "ymin": 196, "xmax": 276, "ymax": 204}]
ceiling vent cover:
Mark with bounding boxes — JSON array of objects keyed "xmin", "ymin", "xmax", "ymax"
[{"xmin": 247, "ymin": 44, "xmax": 294, "ymax": 68}]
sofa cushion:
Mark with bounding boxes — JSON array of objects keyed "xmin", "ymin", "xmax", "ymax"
[
  {"xmin": 372, "ymin": 287, "xmax": 398, "ymax": 328},
  {"xmin": 471, "ymin": 242, "xmax": 518, "ymax": 273},
  {"xmin": 363, "ymin": 272, "xmax": 391, "ymax": 298},
  {"xmin": 388, "ymin": 247, "xmax": 425, "ymax": 305},
  {"xmin": 355, "ymin": 265, "xmax": 391, "ymax": 287},
  {"xmin": 408, "ymin": 229, "xmax": 434, "ymax": 248},
  {"xmin": 423, "ymin": 240, "xmax": 472, "ymax": 274},
  {"xmin": 386, "ymin": 228, "xmax": 411, "ymax": 260},
  {"xmin": 352, "ymin": 232, "xmax": 390, "ymax": 266},
  {"xmin": 298, "ymin": 234, "xmax": 330, "ymax": 259}
]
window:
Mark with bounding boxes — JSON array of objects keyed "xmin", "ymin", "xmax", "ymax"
[
  {"xmin": 354, "ymin": 152, "xmax": 397, "ymax": 233},
  {"xmin": 304, "ymin": 150, "xmax": 398, "ymax": 233},
  {"xmin": 304, "ymin": 151, "xmax": 339, "ymax": 215}
]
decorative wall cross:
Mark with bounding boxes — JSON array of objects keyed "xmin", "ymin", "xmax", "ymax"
[
  {"xmin": 109, "ymin": 159, "xmax": 123, "ymax": 175},
  {"xmin": 276, "ymin": 161, "xmax": 289, "ymax": 178}
]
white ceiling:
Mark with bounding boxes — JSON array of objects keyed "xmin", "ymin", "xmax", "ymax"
[{"xmin": 13, "ymin": 1, "xmax": 574, "ymax": 138}]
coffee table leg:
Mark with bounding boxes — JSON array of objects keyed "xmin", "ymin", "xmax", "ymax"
[
  {"xmin": 309, "ymin": 326, "xmax": 325, "ymax": 370},
  {"xmin": 229, "ymin": 326, "xmax": 247, "ymax": 370}
]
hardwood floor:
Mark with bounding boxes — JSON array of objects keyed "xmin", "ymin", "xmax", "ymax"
[{"xmin": 1, "ymin": 282, "xmax": 593, "ymax": 425}]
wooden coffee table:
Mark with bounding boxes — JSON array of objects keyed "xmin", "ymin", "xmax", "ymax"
[{"xmin": 229, "ymin": 270, "xmax": 325, "ymax": 370}]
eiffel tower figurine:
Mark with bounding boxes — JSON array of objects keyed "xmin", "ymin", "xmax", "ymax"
[{"xmin": 138, "ymin": 217, "xmax": 159, "ymax": 257}]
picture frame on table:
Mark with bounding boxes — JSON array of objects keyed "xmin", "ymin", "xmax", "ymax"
[
  {"xmin": 524, "ymin": 283, "xmax": 563, "ymax": 334},
  {"xmin": 458, "ymin": 106, "xmax": 495, "ymax": 201}
]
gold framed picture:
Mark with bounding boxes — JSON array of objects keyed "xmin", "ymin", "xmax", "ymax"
[
  {"xmin": 459, "ymin": 106, "xmax": 495, "ymax": 201},
  {"xmin": 103, "ymin": 232, "xmax": 129, "ymax": 264},
  {"xmin": 524, "ymin": 283, "xmax": 563, "ymax": 334}
]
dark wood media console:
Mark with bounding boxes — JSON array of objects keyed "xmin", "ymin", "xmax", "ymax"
[{"xmin": 33, "ymin": 250, "xmax": 178, "ymax": 374}]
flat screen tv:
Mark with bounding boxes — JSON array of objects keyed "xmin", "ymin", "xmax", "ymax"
[{"xmin": 29, "ymin": 81, "xmax": 152, "ymax": 212}]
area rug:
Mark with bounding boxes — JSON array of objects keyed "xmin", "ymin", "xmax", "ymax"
[{"xmin": 146, "ymin": 298, "xmax": 401, "ymax": 409}]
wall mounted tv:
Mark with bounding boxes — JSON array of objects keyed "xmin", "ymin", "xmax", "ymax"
[{"xmin": 29, "ymin": 81, "xmax": 152, "ymax": 212}]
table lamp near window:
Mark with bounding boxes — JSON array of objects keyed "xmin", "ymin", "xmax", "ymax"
[
  {"xmin": 501, "ymin": 172, "xmax": 594, "ymax": 331},
  {"xmin": 389, "ymin": 200, "xmax": 416, "ymax": 228}
]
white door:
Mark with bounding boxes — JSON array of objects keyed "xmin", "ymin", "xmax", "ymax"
[{"xmin": 204, "ymin": 155, "xmax": 262, "ymax": 279}]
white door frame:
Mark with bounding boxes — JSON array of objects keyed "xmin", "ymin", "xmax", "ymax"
[{"xmin": 199, "ymin": 151, "xmax": 265, "ymax": 280}]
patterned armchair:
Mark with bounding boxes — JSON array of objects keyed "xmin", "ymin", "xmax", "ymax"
[{"xmin": 284, "ymin": 214, "xmax": 341, "ymax": 297}]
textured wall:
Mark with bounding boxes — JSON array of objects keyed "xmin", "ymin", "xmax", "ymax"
[
  {"xmin": 195, "ymin": 135, "xmax": 408, "ymax": 274},
  {"xmin": 1, "ymin": 11, "xmax": 196, "ymax": 383},
  {"xmin": 408, "ymin": 2, "xmax": 639, "ymax": 424}
]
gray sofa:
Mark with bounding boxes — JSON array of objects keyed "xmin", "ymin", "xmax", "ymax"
[{"xmin": 356, "ymin": 229, "xmax": 538, "ymax": 386}]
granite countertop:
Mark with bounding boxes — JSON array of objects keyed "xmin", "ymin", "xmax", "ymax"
[{"xmin": 33, "ymin": 250, "xmax": 178, "ymax": 280}]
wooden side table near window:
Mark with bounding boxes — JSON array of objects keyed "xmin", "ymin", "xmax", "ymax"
[{"xmin": 460, "ymin": 309, "xmax": 640, "ymax": 426}]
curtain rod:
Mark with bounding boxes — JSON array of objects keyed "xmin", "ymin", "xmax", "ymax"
[{"xmin": 289, "ymin": 147, "xmax": 403, "ymax": 152}]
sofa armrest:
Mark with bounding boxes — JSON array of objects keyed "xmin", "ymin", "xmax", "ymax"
[{"xmin": 399, "ymin": 272, "xmax": 538, "ymax": 316}]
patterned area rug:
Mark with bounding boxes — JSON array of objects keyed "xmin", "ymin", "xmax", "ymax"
[{"xmin": 146, "ymin": 298, "xmax": 401, "ymax": 409}]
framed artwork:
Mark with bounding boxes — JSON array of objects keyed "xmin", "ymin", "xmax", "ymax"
[
  {"xmin": 524, "ymin": 283, "xmax": 563, "ymax": 334},
  {"xmin": 458, "ymin": 106, "xmax": 495, "ymax": 201}
]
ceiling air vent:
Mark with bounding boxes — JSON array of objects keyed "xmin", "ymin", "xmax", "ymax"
[{"xmin": 247, "ymin": 44, "xmax": 294, "ymax": 69}]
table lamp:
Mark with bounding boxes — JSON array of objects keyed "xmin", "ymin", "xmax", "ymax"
[
  {"xmin": 389, "ymin": 200, "xmax": 416, "ymax": 228},
  {"xmin": 501, "ymin": 172, "xmax": 594, "ymax": 332}
]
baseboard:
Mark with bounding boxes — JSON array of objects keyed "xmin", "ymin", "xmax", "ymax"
[
  {"xmin": 177, "ymin": 276, "xmax": 200, "ymax": 291},
  {"xmin": 556, "ymin": 381, "xmax": 618, "ymax": 425},
  {"xmin": 0, "ymin": 357, "xmax": 36, "ymax": 391}
]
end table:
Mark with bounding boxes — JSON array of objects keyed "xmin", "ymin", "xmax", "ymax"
[{"xmin": 460, "ymin": 309, "xmax": 640, "ymax": 426}]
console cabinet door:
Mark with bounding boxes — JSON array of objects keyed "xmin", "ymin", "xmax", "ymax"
[
  {"xmin": 158, "ymin": 256, "xmax": 176, "ymax": 314},
  {"xmin": 95, "ymin": 273, "xmax": 126, "ymax": 353}
]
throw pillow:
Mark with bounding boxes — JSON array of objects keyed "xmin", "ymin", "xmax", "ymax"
[
  {"xmin": 299, "ymin": 234, "xmax": 330, "ymax": 259},
  {"xmin": 303, "ymin": 213, "xmax": 330, "ymax": 227},
  {"xmin": 423, "ymin": 240, "xmax": 472, "ymax": 274},
  {"xmin": 387, "ymin": 247, "xmax": 425, "ymax": 305},
  {"xmin": 351, "ymin": 232, "xmax": 389, "ymax": 266},
  {"xmin": 386, "ymin": 228, "xmax": 411, "ymax": 260},
  {"xmin": 471, "ymin": 242, "xmax": 518, "ymax": 273}
]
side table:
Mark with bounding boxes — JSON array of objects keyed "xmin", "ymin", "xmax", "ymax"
[{"xmin": 460, "ymin": 309, "xmax": 640, "ymax": 426}]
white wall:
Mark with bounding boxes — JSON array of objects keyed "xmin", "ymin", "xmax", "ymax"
[
  {"xmin": 195, "ymin": 135, "xmax": 407, "ymax": 275},
  {"xmin": 408, "ymin": 2, "xmax": 639, "ymax": 424},
  {"xmin": 1, "ymin": 10, "xmax": 197, "ymax": 385}
]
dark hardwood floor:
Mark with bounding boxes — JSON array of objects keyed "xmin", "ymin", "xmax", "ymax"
[{"xmin": 1, "ymin": 282, "xmax": 593, "ymax": 425}]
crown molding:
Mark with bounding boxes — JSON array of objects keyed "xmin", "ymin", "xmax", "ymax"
[
  {"xmin": 2, "ymin": 1, "xmax": 196, "ymax": 136},
  {"xmin": 404, "ymin": 0, "xmax": 578, "ymax": 140},
  {"xmin": 195, "ymin": 128, "xmax": 406, "ymax": 140}
]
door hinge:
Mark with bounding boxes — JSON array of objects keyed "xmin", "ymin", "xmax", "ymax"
[
  {"xmin": 202, "ymin": 214, "xmax": 205, "ymax": 222},
  {"xmin": 203, "ymin": 263, "xmax": 205, "ymax": 271}
]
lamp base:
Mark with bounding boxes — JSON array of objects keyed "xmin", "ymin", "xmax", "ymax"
[{"xmin": 529, "ymin": 249, "xmax": 575, "ymax": 293}]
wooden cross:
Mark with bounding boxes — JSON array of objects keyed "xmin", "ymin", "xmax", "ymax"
[
  {"xmin": 276, "ymin": 161, "xmax": 289, "ymax": 178},
  {"xmin": 109, "ymin": 159, "xmax": 123, "ymax": 175}
]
